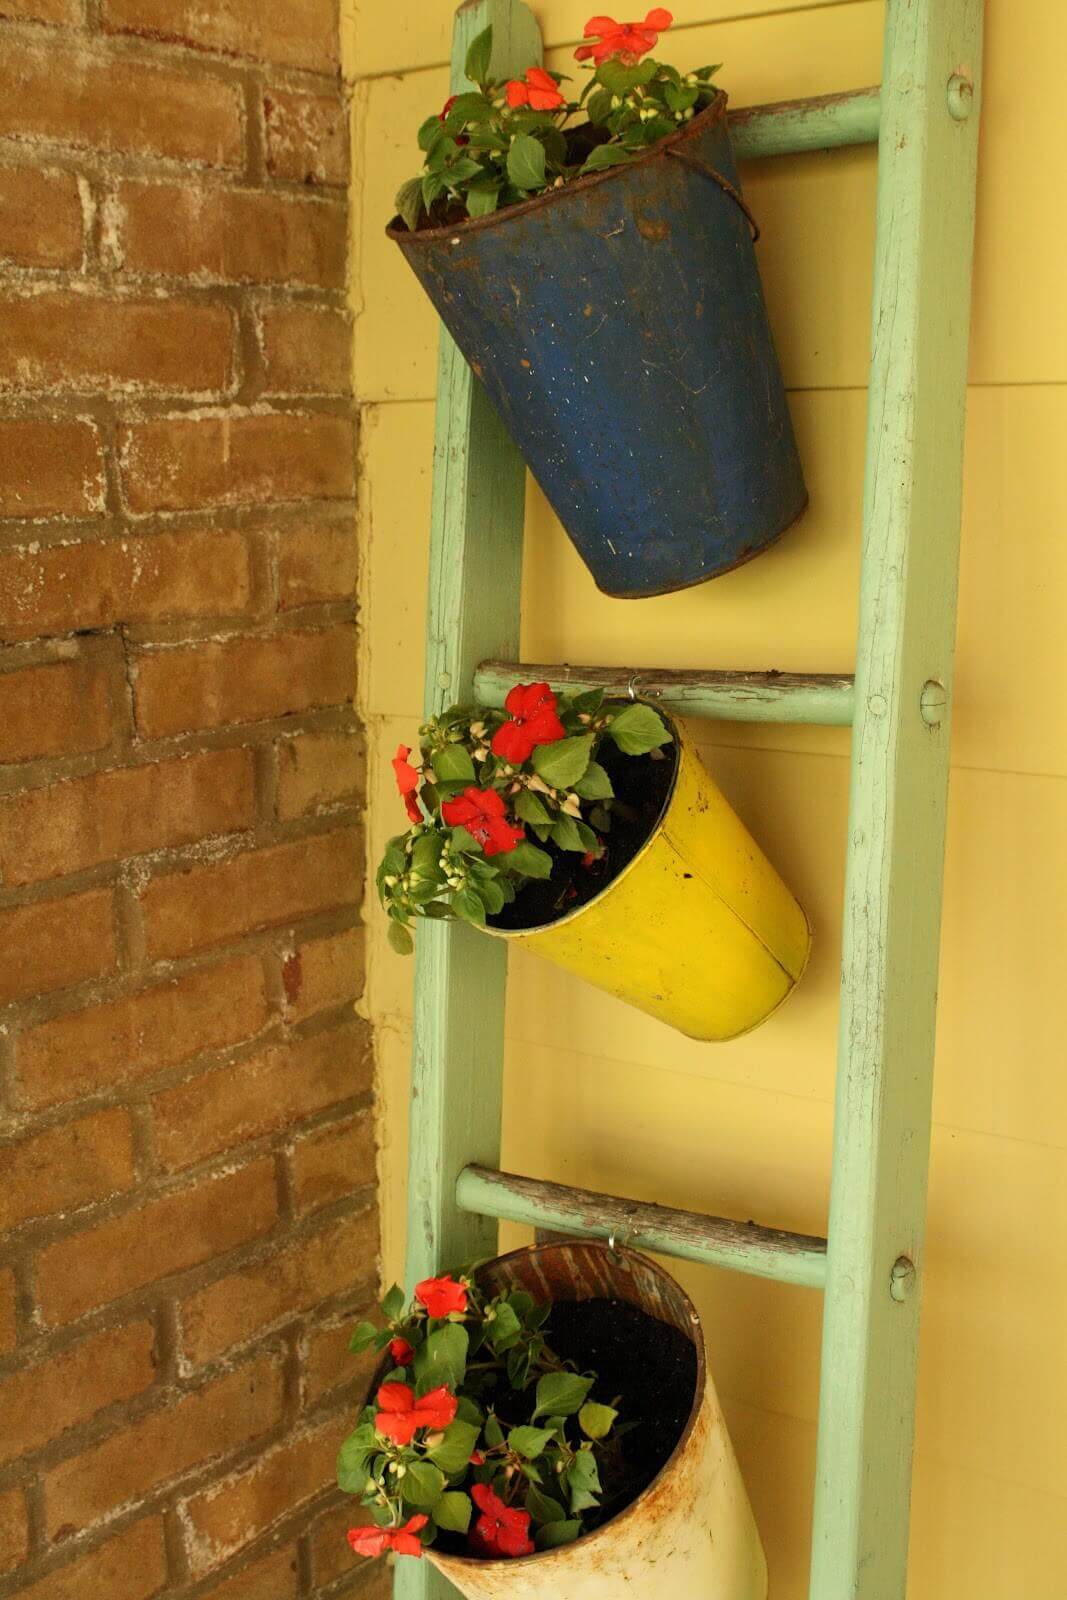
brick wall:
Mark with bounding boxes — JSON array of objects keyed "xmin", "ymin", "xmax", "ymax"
[{"xmin": 0, "ymin": 3, "xmax": 382, "ymax": 1597}]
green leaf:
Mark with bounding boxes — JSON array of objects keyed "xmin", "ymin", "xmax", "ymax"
[
  {"xmin": 574, "ymin": 761, "xmax": 613, "ymax": 800},
  {"xmin": 403, "ymin": 1459, "xmax": 446, "ymax": 1509},
  {"xmin": 427, "ymin": 1419, "xmax": 480, "ymax": 1476},
  {"xmin": 444, "ymin": 156, "xmax": 485, "ymax": 185},
  {"xmin": 532, "ymin": 734, "xmax": 592, "ymax": 789},
  {"xmin": 515, "ymin": 790, "xmax": 551, "ymax": 826},
  {"xmin": 536, "ymin": 1519, "xmax": 582, "ymax": 1550},
  {"xmin": 484, "ymin": 1413, "xmax": 505, "ymax": 1449},
  {"xmin": 387, "ymin": 919, "xmax": 414, "ymax": 955},
  {"xmin": 417, "ymin": 114, "xmax": 445, "ymax": 151},
  {"xmin": 525, "ymin": 1484, "xmax": 567, "ymax": 1524},
  {"xmin": 586, "ymin": 88, "xmax": 614, "ymax": 126},
  {"xmin": 464, "ymin": 23, "xmax": 493, "ymax": 88},
  {"xmin": 564, "ymin": 1447, "xmax": 601, "ymax": 1512},
  {"xmin": 414, "ymin": 1322, "xmax": 469, "ymax": 1393},
  {"xmin": 595, "ymin": 60, "xmax": 641, "ymax": 95},
  {"xmin": 449, "ymin": 824, "xmax": 483, "ymax": 855},
  {"xmin": 508, "ymin": 1425, "xmax": 555, "ymax": 1460},
  {"xmin": 532, "ymin": 1371, "xmax": 594, "ymax": 1420},
  {"xmin": 487, "ymin": 1300, "xmax": 522, "ymax": 1352},
  {"xmin": 579, "ymin": 1401, "xmax": 618, "ymax": 1440},
  {"xmin": 476, "ymin": 877, "xmax": 505, "ymax": 916},
  {"xmin": 452, "ymin": 885, "xmax": 486, "ymax": 925},
  {"xmin": 422, "ymin": 171, "xmax": 446, "ymax": 209},
  {"xmin": 445, "ymin": 91, "xmax": 493, "ymax": 125},
  {"xmin": 336, "ymin": 1422, "xmax": 378, "ymax": 1494},
  {"xmin": 607, "ymin": 702, "xmax": 672, "ymax": 755},
  {"xmin": 506, "ymin": 841, "xmax": 553, "ymax": 879},
  {"xmin": 581, "ymin": 144, "xmax": 636, "ymax": 174},
  {"xmin": 507, "ymin": 132, "xmax": 547, "ymax": 191},
  {"xmin": 551, "ymin": 814, "xmax": 584, "ymax": 852},
  {"xmin": 433, "ymin": 1490, "xmax": 473, "ymax": 1534},
  {"xmin": 395, "ymin": 177, "xmax": 423, "ymax": 232},
  {"xmin": 347, "ymin": 1320, "xmax": 378, "ymax": 1353},
  {"xmin": 455, "ymin": 1395, "xmax": 484, "ymax": 1427},
  {"xmin": 465, "ymin": 179, "xmax": 502, "ymax": 218},
  {"xmin": 433, "ymin": 745, "xmax": 475, "ymax": 783},
  {"xmin": 381, "ymin": 1285, "xmax": 405, "ymax": 1321}
]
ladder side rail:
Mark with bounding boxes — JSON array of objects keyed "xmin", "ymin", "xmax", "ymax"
[
  {"xmin": 399, "ymin": 7, "xmax": 542, "ymax": 1600},
  {"xmin": 808, "ymin": 4, "xmax": 983, "ymax": 1597}
]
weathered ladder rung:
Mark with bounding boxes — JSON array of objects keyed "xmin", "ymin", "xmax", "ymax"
[
  {"xmin": 475, "ymin": 660, "xmax": 855, "ymax": 726},
  {"xmin": 456, "ymin": 1165, "xmax": 828, "ymax": 1291},
  {"xmin": 728, "ymin": 86, "xmax": 881, "ymax": 160}
]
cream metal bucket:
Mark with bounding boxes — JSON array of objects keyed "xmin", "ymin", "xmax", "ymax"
[{"xmin": 427, "ymin": 1240, "xmax": 768, "ymax": 1600}]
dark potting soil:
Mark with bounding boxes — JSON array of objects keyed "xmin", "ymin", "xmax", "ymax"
[{"xmin": 486, "ymin": 734, "xmax": 678, "ymax": 933}]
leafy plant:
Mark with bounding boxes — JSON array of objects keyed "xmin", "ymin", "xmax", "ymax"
[
  {"xmin": 341, "ymin": 1272, "xmax": 622, "ymax": 1563},
  {"xmin": 380, "ymin": 682, "xmax": 672, "ymax": 953},
  {"xmin": 394, "ymin": 11, "xmax": 721, "ymax": 230}
]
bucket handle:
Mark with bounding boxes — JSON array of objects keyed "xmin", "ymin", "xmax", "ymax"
[{"xmin": 665, "ymin": 148, "xmax": 761, "ymax": 242}]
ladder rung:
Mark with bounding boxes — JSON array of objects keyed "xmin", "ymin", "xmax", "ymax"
[
  {"xmin": 456, "ymin": 1165, "xmax": 828, "ymax": 1291},
  {"xmin": 475, "ymin": 661, "xmax": 855, "ymax": 726},
  {"xmin": 728, "ymin": 86, "xmax": 881, "ymax": 160}
]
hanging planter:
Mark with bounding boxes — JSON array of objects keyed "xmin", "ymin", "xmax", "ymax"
[
  {"xmin": 387, "ymin": 14, "xmax": 806, "ymax": 599},
  {"xmin": 341, "ymin": 1240, "xmax": 767, "ymax": 1599},
  {"xmin": 380, "ymin": 682, "xmax": 810, "ymax": 1040}
]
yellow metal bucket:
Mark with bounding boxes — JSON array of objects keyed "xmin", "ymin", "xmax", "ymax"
[{"xmin": 487, "ymin": 713, "xmax": 811, "ymax": 1040}]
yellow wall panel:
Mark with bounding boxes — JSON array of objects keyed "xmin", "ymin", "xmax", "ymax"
[{"xmin": 352, "ymin": 2, "xmax": 1067, "ymax": 1594}]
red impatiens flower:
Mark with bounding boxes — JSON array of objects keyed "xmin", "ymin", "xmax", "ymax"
[
  {"xmin": 575, "ymin": 9, "xmax": 673, "ymax": 65},
  {"xmin": 392, "ymin": 744, "xmax": 422, "ymax": 825},
  {"xmin": 505, "ymin": 67, "xmax": 566, "ymax": 111},
  {"xmin": 490, "ymin": 682, "xmax": 565, "ymax": 764},
  {"xmin": 468, "ymin": 1483, "xmax": 534, "ymax": 1558},
  {"xmin": 414, "ymin": 1274, "xmax": 469, "ymax": 1318},
  {"xmin": 348, "ymin": 1514, "xmax": 428, "ymax": 1559},
  {"xmin": 388, "ymin": 1336, "xmax": 415, "ymax": 1366},
  {"xmin": 440, "ymin": 789, "xmax": 525, "ymax": 857},
  {"xmin": 374, "ymin": 1382, "xmax": 458, "ymax": 1446}
]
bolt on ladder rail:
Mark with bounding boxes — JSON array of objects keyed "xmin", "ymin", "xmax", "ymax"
[{"xmin": 395, "ymin": 2, "xmax": 982, "ymax": 1597}]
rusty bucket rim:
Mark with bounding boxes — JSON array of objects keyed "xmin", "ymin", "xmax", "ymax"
[
  {"xmin": 427, "ymin": 1238, "xmax": 707, "ymax": 1576},
  {"xmin": 480, "ymin": 699, "xmax": 681, "ymax": 944},
  {"xmin": 385, "ymin": 88, "xmax": 730, "ymax": 248}
]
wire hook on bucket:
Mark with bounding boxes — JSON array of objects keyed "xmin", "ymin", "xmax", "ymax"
[
  {"xmin": 606, "ymin": 1230, "xmax": 630, "ymax": 1263},
  {"xmin": 626, "ymin": 671, "xmax": 639, "ymax": 702}
]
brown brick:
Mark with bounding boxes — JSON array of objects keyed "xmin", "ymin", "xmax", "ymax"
[
  {"xmin": 264, "ymin": 87, "xmax": 348, "ymax": 186},
  {"xmin": 259, "ymin": 305, "xmax": 350, "ymax": 395},
  {"xmin": 1, "ymin": 1107, "xmax": 135, "ymax": 1231},
  {"xmin": 0, "ymin": 165, "xmax": 82, "ymax": 269},
  {"xmin": 0, "ymin": 1486, "xmax": 28, "ymax": 1575},
  {"xmin": 154, "ymin": 1024, "xmax": 370, "ymax": 1172},
  {"xmin": 102, "ymin": 0, "xmax": 338, "ymax": 73},
  {"xmin": 281, "ymin": 927, "xmax": 363, "ymax": 1023},
  {"xmin": 46, "ymin": 1354, "xmax": 284, "ymax": 1537},
  {"xmin": 0, "ymin": 1319, "xmax": 156, "ymax": 1466},
  {"xmin": 304, "ymin": 1313, "xmax": 378, "ymax": 1408},
  {"xmin": 0, "ymin": 1268, "xmax": 16, "ymax": 1354},
  {"xmin": 17, "ymin": 955, "xmax": 270, "ymax": 1110},
  {"xmin": 0, "ymin": 0, "xmax": 80, "ymax": 23},
  {"xmin": 180, "ymin": 1207, "xmax": 378, "ymax": 1365},
  {"xmin": 291, "ymin": 1113, "xmax": 375, "ymax": 1218},
  {"xmin": 36, "ymin": 1160, "xmax": 277, "ymax": 1325},
  {"xmin": 119, "ymin": 413, "xmax": 354, "ymax": 516},
  {"xmin": 277, "ymin": 520, "xmax": 357, "ymax": 610},
  {"xmin": 276, "ymin": 731, "xmax": 362, "ymax": 820},
  {"xmin": 0, "ymin": 529, "xmax": 251, "ymax": 642},
  {"xmin": 0, "ymin": 419, "xmax": 104, "ymax": 519},
  {"xmin": 310, "ymin": 1499, "xmax": 382, "ymax": 1590},
  {"xmin": 200, "ymin": 1546, "xmax": 299, "ymax": 1600},
  {"xmin": 133, "ymin": 626, "xmax": 355, "ymax": 738},
  {"xmin": 0, "ymin": 748, "xmax": 256, "ymax": 888},
  {"xmin": 0, "ymin": 658, "xmax": 112, "ymax": 764},
  {"xmin": 183, "ymin": 1417, "xmax": 345, "ymax": 1575},
  {"xmin": 114, "ymin": 182, "xmax": 346, "ymax": 288},
  {"xmin": 0, "ymin": 888, "xmax": 117, "ymax": 1006},
  {"xmin": 0, "ymin": 40, "xmax": 242, "ymax": 169},
  {"xmin": 0, "ymin": 293, "xmax": 235, "ymax": 396},
  {"xmin": 142, "ymin": 829, "xmax": 361, "ymax": 961},
  {"xmin": 17, "ymin": 1518, "xmax": 166, "ymax": 1600}
]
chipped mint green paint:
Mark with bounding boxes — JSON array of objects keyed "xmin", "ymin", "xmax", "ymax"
[
  {"xmin": 397, "ymin": 4, "xmax": 982, "ymax": 1598},
  {"xmin": 809, "ymin": 2, "xmax": 983, "ymax": 1597}
]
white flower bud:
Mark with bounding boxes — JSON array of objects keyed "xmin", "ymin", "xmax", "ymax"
[
  {"xmin": 475, "ymin": 746, "xmax": 490, "ymax": 761},
  {"xmin": 424, "ymin": 1432, "xmax": 446, "ymax": 1450},
  {"xmin": 470, "ymin": 721, "xmax": 487, "ymax": 738},
  {"xmin": 383, "ymin": 875, "xmax": 399, "ymax": 888},
  {"xmin": 562, "ymin": 794, "xmax": 582, "ymax": 817},
  {"xmin": 527, "ymin": 775, "xmax": 552, "ymax": 795},
  {"xmin": 394, "ymin": 1464, "xmax": 407, "ymax": 1480}
]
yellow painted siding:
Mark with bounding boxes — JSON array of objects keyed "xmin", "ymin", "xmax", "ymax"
[{"xmin": 347, "ymin": 3, "xmax": 1067, "ymax": 1594}]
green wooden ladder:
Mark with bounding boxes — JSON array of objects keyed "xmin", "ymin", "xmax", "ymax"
[{"xmin": 397, "ymin": 1, "xmax": 983, "ymax": 1595}]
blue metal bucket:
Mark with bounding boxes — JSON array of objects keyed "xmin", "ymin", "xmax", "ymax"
[{"xmin": 389, "ymin": 92, "xmax": 806, "ymax": 598}]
